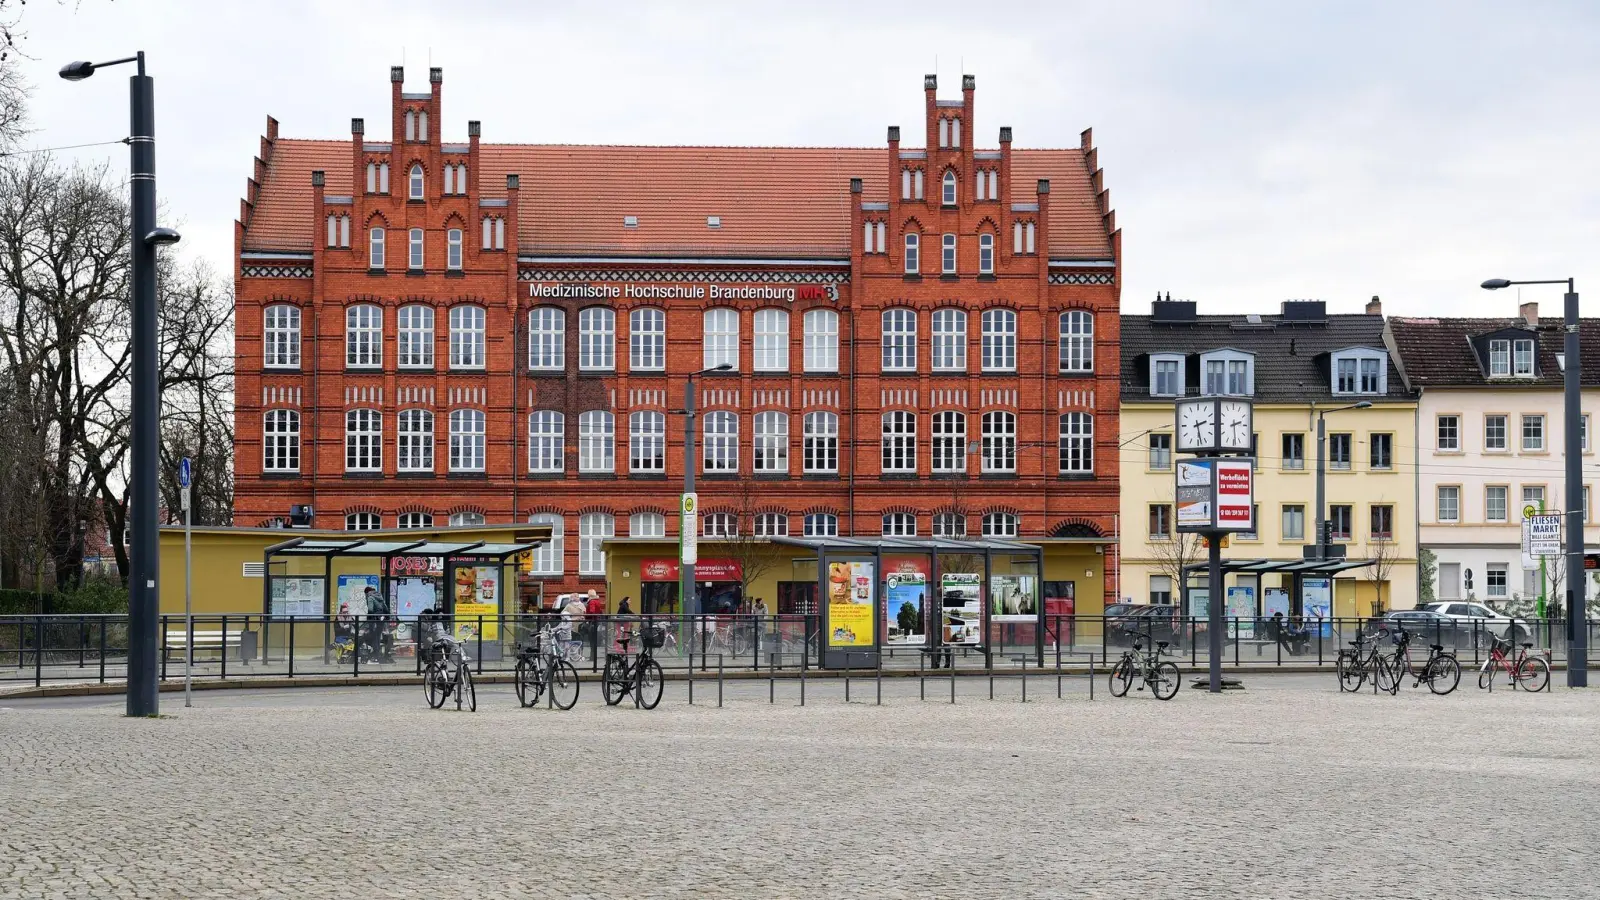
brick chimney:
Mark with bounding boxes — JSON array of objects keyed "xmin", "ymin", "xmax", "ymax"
[
  {"xmin": 1520, "ymin": 301, "xmax": 1538, "ymax": 326},
  {"xmin": 1366, "ymin": 295, "xmax": 1382, "ymax": 315}
]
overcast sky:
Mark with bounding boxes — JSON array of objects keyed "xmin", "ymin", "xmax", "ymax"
[{"xmin": 18, "ymin": 0, "xmax": 1600, "ymax": 317}]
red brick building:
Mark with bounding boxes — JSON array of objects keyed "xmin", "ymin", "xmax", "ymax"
[{"xmin": 233, "ymin": 67, "xmax": 1121, "ymax": 600}]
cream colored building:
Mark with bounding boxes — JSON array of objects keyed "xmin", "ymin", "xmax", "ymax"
[{"xmin": 1119, "ymin": 299, "xmax": 1419, "ymax": 619}]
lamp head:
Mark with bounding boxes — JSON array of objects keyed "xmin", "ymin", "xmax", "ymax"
[
  {"xmin": 1354, "ymin": 401, "xmax": 1373, "ymax": 409},
  {"xmin": 59, "ymin": 61, "xmax": 96, "ymax": 81},
  {"xmin": 144, "ymin": 227, "xmax": 181, "ymax": 247},
  {"xmin": 1481, "ymin": 278, "xmax": 1512, "ymax": 290},
  {"xmin": 712, "ymin": 363, "xmax": 733, "ymax": 372}
]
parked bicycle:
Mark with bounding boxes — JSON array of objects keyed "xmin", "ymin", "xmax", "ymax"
[
  {"xmin": 514, "ymin": 624, "xmax": 580, "ymax": 710},
  {"xmin": 1109, "ymin": 630, "xmax": 1181, "ymax": 700},
  {"xmin": 1337, "ymin": 628, "xmax": 1398, "ymax": 694},
  {"xmin": 423, "ymin": 636, "xmax": 476, "ymax": 712},
  {"xmin": 1388, "ymin": 626, "xmax": 1461, "ymax": 695},
  {"xmin": 1478, "ymin": 634, "xmax": 1551, "ymax": 692},
  {"xmin": 602, "ymin": 622, "xmax": 667, "ymax": 709}
]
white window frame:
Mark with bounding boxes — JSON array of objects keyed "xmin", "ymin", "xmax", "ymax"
[
  {"xmin": 982, "ymin": 513, "xmax": 1019, "ymax": 539},
  {"xmin": 397, "ymin": 408, "xmax": 434, "ymax": 473},
  {"xmin": 528, "ymin": 410, "xmax": 565, "ymax": 474},
  {"xmin": 368, "ymin": 226, "xmax": 385, "ymax": 269},
  {"xmin": 981, "ymin": 308, "xmax": 1017, "ymax": 372},
  {"xmin": 803, "ymin": 309, "xmax": 838, "ymax": 373},
  {"xmin": 629, "ymin": 308, "xmax": 665, "ymax": 371},
  {"xmin": 408, "ymin": 227, "xmax": 424, "ymax": 269},
  {"xmin": 942, "ymin": 233, "xmax": 957, "ymax": 274},
  {"xmin": 703, "ymin": 513, "xmax": 738, "ymax": 538},
  {"xmin": 1522, "ymin": 414, "xmax": 1545, "ymax": 451},
  {"xmin": 932, "ymin": 411, "xmax": 966, "ymax": 474},
  {"xmin": 443, "ymin": 164, "xmax": 454, "ymax": 195},
  {"xmin": 345, "ymin": 409, "xmax": 382, "ymax": 472},
  {"xmin": 1200, "ymin": 349, "xmax": 1254, "ymax": 396},
  {"xmin": 882, "ymin": 513, "xmax": 917, "ymax": 537},
  {"xmin": 630, "ymin": 512, "xmax": 665, "ymax": 538},
  {"xmin": 904, "ymin": 232, "xmax": 919, "ymax": 274},
  {"xmin": 982, "ymin": 411, "xmax": 1017, "ymax": 473},
  {"xmin": 346, "ymin": 512, "xmax": 382, "ymax": 532},
  {"xmin": 398, "ymin": 512, "xmax": 434, "ymax": 529},
  {"xmin": 1059, "ymin": 412, "xmax": 1094, "ymax": 474},
  {"xmin": 1436, "ymin": 414, "xmax": 1459, "ymax": 452},
  {"xmin": 1485, "ymin": 414, "xmax": 1508, "ymax": 451},
  {"xmin": 1513, "ymin": 339, "xmax": 1535, "ymax": 376},
  {"xmin": 942, "ymin": 170, "xmax": 957, "ymax": 205},
  {"xmin": 753, "ymin": 411, "xmax": 789, "ymax": 473},
  {"xmin": 263, "ymin": 305, "xmax": 301, "ymax": 369},
  {"xmin": 1282, "ymin": 505, "xmax": 1306, "ymax": 541},
  {"xmin": 703, "ymin": 308, "xmax": 739, "ymax": 371},
  {"xmin": 446, "ymin": 228, "xmax": 462, "ymax": 270},
  {"xmin": 366, "ymin": 161, "xmax": 376, "ymax": 194},
  {"xmin": 263, "ymin": 409, "xmax": 300, "ymax": 472},
  {"xmin": 408, "ymin": 163, "xmax": 424, "ymax": 200},
  {"xmin": 579, "ymin": 513, "xmax": 613, "ymax": 576},
  {"xmin": 882, "ymin": 308, "xmax": 917, "ymax": 372},
  {"xmin": 703, "ymin": 411, "xmax": 738, "ymax": 474},
  {"xmin": 1149, "ymin": 433, "xmax": 1172, "ymax": 471},
  {"xmin": 528, "ymin": 513, "xmax": 564, "ymax": 575},
  {"xmin": 449, "ymin": 305, "xmax": 485, "ymax": 369},
  {"xmin": 933, "ymin": 513, "xmax": 967, "ymax": 538},
  {"xmin": 1330, "ymin": 348, "xmax": 1388, "ymax": 395},
  {"xmin": 931, "ymin": 308, "xmax": 967, "ymax": 372},
  {"xmin": 1437, "ymin": 485, "xmax": 1460, "ymax": 523},
  {"xmin": 901, "ymin": 169, "xmax": 911, "ymax": 200},
  {"xmin": 528, "ymin": 307, "xmax": 566, "ymax": 371},
  {"xmin": 578, "ymin": 410, "xmax": 615, "ymax": 473},
  {"xmin": 914, "ymin": 169, "xmax": 924, "ymax": 200},
  {"xmin": 803, "ymin": 513, "xmax": 838, "ymax": 537},
  {"xmin": 1486, "ymin": 564, "xmax": 1509, "ymax": 599},
  {"xmin": 881, "ymin": 411, "xmax": 917, "ymax": 474},
  {"xmin": 629, "ymin": 411, "xmax": 665, "ymax": 473},
  {"xmin": 345, "ymin": 304, "xmax": 382, "ymax": 368},
  {"xmin": 1150, "ymin": 353, "xmax": 1184, "ymax": 397},
  {"xmin": 802, "ymin": 411, "xmax": 838, "ymax": 474},
  {"xmin": 397, "ymin": 305, "xmax": 434, "ymax": 369},
  {"xmin": 978, "ymin": 233, "xmax": 994, "ymax": 274},
  {"xmin": 753, "ymin": 308, "xmax": 790, "ymax": 372},
  {"xmin": 578, "ymin": 307, "xmax": 616, "ymax": 372},
  {"xmin": 1489, "ymin": 339, "xmax": 1510, "ymax": 376},
  {"xmin": 449, "ymin": 408, "xmax": 486, "ymax": 472},
  {"xmin": 1485, "ymin": 485, "xmax": 1508, "ymax": 522},
  {"xmin": 753, "ymin": 513, "xmax": 788, "ymax": 537},
  {"xmin": 1060, "ymin": 311, "xmax": 1094, "ymax": 373}
]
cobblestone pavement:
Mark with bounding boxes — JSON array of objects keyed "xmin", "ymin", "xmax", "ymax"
[{"xmin": 1, "ymin": 677, "xmax": 1595, "ymax": 899}]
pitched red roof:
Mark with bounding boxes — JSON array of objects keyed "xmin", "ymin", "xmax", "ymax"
[{"xmin": 243, "ymin": 140, "xmax": 1114, "ymax": 259}]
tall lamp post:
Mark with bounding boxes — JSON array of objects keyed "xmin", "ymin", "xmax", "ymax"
[
  {"xmin": 680, "ymin": 364, "xmax": 733, "ymax": 627},
  {"xmin": 60, "ymin": 52, "xmax": 182, "ymax": 717},
  {"xmin": 1314, "ymin": 401, "xmax": 1373, "ymax": 559},
  {"xmin": 1483, "ymin": 277, "xmax": 1586, "ymax": 688}
]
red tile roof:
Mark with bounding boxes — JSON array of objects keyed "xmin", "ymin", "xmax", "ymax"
[{"xmin": 243, "ymin": 140, "xmax": 1114, "ymax": 259}]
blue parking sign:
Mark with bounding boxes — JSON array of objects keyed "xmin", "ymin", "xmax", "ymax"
[{"xmin": 179, "ymin": 457, "xmax": 191, "ymax": 488}]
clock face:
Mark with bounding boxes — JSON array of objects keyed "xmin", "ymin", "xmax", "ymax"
[
  {"xmin": 1219, "ymin": 400, "xmax": 1253, "ymax": 450},
  {"xmin": 1176, "ymin": 400, "xmax": 1216, "ymax": 451}
]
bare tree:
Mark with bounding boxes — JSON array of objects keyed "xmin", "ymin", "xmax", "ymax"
[
  {"xmin": 1365, "ymin": 533, "xmax": 1398, "ymax": 615},
  {"xmin": 1148, "ymin": 531, "xmax": 1203, "ymax": 608},
  {"xmin": 155, "ymin": 260, "xmax": 235, "ymax": 526},
  {"xmin": 719, "ymin": 479, "xmax": 787, "ymax": 606}
]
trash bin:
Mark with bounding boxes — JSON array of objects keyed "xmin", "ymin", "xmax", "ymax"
[{"xmin": 239, "ymin": 629, "xmax": 258, "ymax": 666}]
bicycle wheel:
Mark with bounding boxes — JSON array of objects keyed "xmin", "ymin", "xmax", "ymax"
[
  {"xmin": 460, "ymin": 666, "xmax": 476, "ymax": 712},
  {"xmin": 423, "ymin": 664, "xmax": 449, "ymax": 709},
  {"xmin": 1151, "ymin": 661, "xmax": 1181, "ymax": 700},
  {"xmin": 1426, "ymin": 655, "xmax": 1461, "ymax": 696},
  {"xmin": 549, "ymin": 659, "xmax": 580, "ymax": 710},
  {"xmin": 1337, "ymin": 653, "xmax": 1365, "ymax": 692},
  {"xmin": 1109, "ymin": 657, "xmax": 1134, "ymax": 697},
  {"xmin": 1478, "ymin": 658, "xmax": 1497, "ymax": 691},
  {"xmin": 635, "ymin": 658, "xmax": 664, "ymax": 710},
  {"xmin": 514, "ymin": 658, "xmax": 538, "ymax": 708},
  {"xmin": 1516, "ymin": 656, "xmax": 1550, "ymax": 692},
  {"xmin": 732, "ymin": 628, "xmax": 751, "ymax": 657},
  {"xmin": 602, "ymin": 656, "xmax": 628, "ymax": 706},
  {"xmin": 1374, "ymin": 657, "xmax": 1399, "ymax": 695}
]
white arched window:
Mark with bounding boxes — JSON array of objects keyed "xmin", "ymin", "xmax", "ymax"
[
  {"xmin": 446, "ymin": 228, "xmax": 462, "ymax": 270},
  {"xmin": 345, "ymin": 409, "xmax": 381, "ymax": 472},
  {"xmin": 1059, "ymin": 412, "xmax": 1094, "ymax": 474},
  {"xmin": 979, "ymin": 233, "xmax": 994, "ymax": 274},
  {"xmin": 931, "ymin": 308, "xmax": 966, "ymax": 371},
  {"xmin": 450, "ymin": 511, "xmax": 486, "ymax": 527},
  {"xmin": 579, "ymin": 512, "xmax": 613, "ymax": 576},
  {"xmin": 904, "ymin": 232, "xmax": 920, "ymax": 274},
  {"xmin": 345, "ymin": 304, "xmax": 382, "ymax": 368},
  {"xmin": 629, "ymin": 512, "xmax": 665, "ymax": 538},
  {"xmin": 346, "ymin": 512, "xmax": 382, "ymax": 532},
  {"xmin": 982, "ymin": 513, "xmax": 1019, "ymax": 538},
  {"xmin": 263, "ymin": 409, "xmax": 300, "ymax": 472},
  {"xmin": 449, "ymin": 409, "xmax": 485, "ymax": 472},
  {"xmin": 630, "ymin": 308, "xmax": 665, "ymax": 371},
  {"xmin": 803, "ymin": 513, "xmax": 838, "ymax": 537},
  {"xmin": 882, "ymin": 308, "xmax": 917, "ymax": 371},
  {"xmin": 932, "ymin": 411, "xmax": 967, "ymax": 474},
  {"xmin": 398, "ymin": 512, "xmax": 434, "ymax": 529},
  {"xmin": 754, "ymin": 411, "xmax": 789, "ymax": 472},
  {"xmin": 754, "ymin": 513, "xmax": 788, "ymax": 537},
  {"xmin": 578, "ymin": 410, "xmax": 614, "ymax": 473},
  {"xmin": 1060, "ymin": 310, "xmax": 1094, "ymax": 373},
  {"xmin": 629, "ymin": 411, "xmax": 665, "ymax": 473},
  {"xmin": 703, "ymin": 513, "xmax": 738, "ymax": 538},
  {"xmin": 409, "ymin": 164, "xmax": 424, "ymax": 200},
  {"xmin": 528, "ymin": 410, "xmax": 564, "ymax": 473},
  {"xmin": 579, "ymin": 307, "xmax": 615, "ymax": 371},
  {"xmin": 882, "ymin": 513, "xmax": 917, "ymax": 537},
  {"xmin": 981, "ymin": 308, "xmax": 1017, "ymax": 372},
  {"xmin": 397, "ymin": 305, "xmax": 434, "ymax": 369},
  {"xmin": 263, "ymin": 305, "xmax": 301, "ymax": 368},
  {"xmin": 803, "ymin": 309, "xmax": 838, "ymax": 373},
  {"xmin": 449, "ymin": 305, "xmax": 485, "ymax": 369},
  {"xmin": 882, "ymin": 411, "xmax": 916, "ymax": 473},
  {"xmin": 933, "ymin": 513, "xmax": 967, "ymax": 538},
  {"xmin": 528, "ymin": 513, "xmax": 563, "ymax": 575},
  {"xmin": 397, "ymin": 409, "xmax": 434, "ymax": 472},
  {"xmin": 703, "ymin": 411, "xmax": 738, "ymax": 473},
  {"xmin": 942, "ymin": 170, "xmax": 957, "ymax": 205},
  {"xmin": 753, "ymin": 308, "xmax": 790, "ymax": 372},
  {"xmin": 803, "ymin": 411, "xmax": 838, "ymax": 474},
  {"xmin": 528, "ymin": 307, "xmax": 565, "ymax": 370},
  {"xmin": 703, "ymin": 308, "xmax": 738, "ymax": 370},
  {"xmin": 408, "ymin": 227, "xmax": 424, "ymax": 269},
  {"xmin": 368, "ymin": 226, "xmax": 385, "ymax": 269},
  {"xmin": 982, "ymin": 411, "xmax": 1017, "ymax": 473}
]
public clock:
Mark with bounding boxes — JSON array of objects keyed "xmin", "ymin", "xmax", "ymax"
[
  {"xmin": 1219, "ymin": 399, "xmax": 1254, "ymax": 452},
  {"xmin": 1175, "ymin": 398, "xmax": 1217, "ymax": 453}
]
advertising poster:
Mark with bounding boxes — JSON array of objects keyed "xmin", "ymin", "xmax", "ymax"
[
  {"xmin": 1264, "ymin": 588, "xmax": 1291, "ymax": 620},
  {"xmin": 453, "ymin": 564, "xmax": 501, "ymax": 640},
  {"xmin": 1215, "ymin": 459, "xmax": 1254, "ymax": 531},
  {"xmin": 1302, "ymin": 577, "xmax": 1332, "ymax": 637},
  {"xmin": 1188, "ymin": 587, "xmax": 1210, "ymax": 620},
  {"xmin": 337, "ymin": 574, "xmax": 382, "ymax": 619},
  {"xmin": 940, "ymin": 573, "xmax": 983, "ymax": 646},
  {"xmin": 989, "ymin": 575, "xmax": 1037, "ymax": 622},
  {"xmin": 884, "ymin": 572, "xmax": 927, "ymax": 645},
  {"xmin": 1226, "ymin": 585, "xmax": 1256, "ymax": 638},
  {"xmin": 1175, "ymin": 459, "xmax": 1213, "ymax": 530},
  {"xmin": 826, "ymin": 561, "xmax": 875, "ymax": 648},
  {"xmin": 269, "ymin": 576, "xmax": 324, "ymax": 617}
]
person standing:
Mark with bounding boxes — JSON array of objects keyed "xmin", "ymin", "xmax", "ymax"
[{"xmin": 364, "ymin": 584, "xmax": 393, "ymax": 664}]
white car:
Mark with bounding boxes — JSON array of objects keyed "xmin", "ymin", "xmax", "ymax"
[{"xmin": 1419, "ymin": 601, "xmax": 1531, "ymax": 643}]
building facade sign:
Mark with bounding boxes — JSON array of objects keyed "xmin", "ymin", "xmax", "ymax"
[{"xmin": 529, "ymin": 282, "xmax": 836, "ymax": 303}]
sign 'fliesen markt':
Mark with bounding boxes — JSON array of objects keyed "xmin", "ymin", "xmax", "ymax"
[{"xmin": 528, "ymin": 282, "xmax": 838, "ymax": 302}]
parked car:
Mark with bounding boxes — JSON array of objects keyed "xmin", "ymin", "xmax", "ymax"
[
  {"xmin": 1418, "ymin": 601, "xmax": 1530, "ymax": 644},
  {"xmin": 1114, "ymin": 605, "xmax": 1204, "ymax": 648},
  {"xmin": 1370, "ymin": 609, "xmax": 1474, "ymax": 648}
]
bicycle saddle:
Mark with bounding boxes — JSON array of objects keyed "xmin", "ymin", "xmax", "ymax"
[
  {"xmin": 1157, "ymin": 641, "xmax": 1170, "ymax": 650},
  {"xmin": 1430, "ymin": 644, "xmax": 1444, "ymax": 652},
  {"xmin": 617, "ymin": 635, "xmax": 633, "ymax": 649},
  {"xmin": 1521, "ymin": 642, "xmax": 1534, "ymax": 649}
]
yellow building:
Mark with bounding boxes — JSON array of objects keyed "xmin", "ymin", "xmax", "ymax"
[{"xmin": 1118, "ymin": 299, "xmax": 1418, "ymax": 619}]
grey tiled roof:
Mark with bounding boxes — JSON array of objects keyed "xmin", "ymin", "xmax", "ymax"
[
  {"xmin": 1120, "ymin": 312, "xmax": 1414, "ymax": 403},
  {"xmin": 1388, "ymin": 316, "xmax": 1600, "ymax": 388}
]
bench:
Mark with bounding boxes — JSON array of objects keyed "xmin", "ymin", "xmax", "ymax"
[{"xmin": 162, "ymin": 628, "xmax": 247, "ymax": 662}]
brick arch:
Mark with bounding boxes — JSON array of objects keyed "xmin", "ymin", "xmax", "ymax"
[
  {"xmin": 628, "ymin": 505, "xmax": 671, "ymax": 519},
  {"xmin": 1049, "ymin": 518, "xmax": 1105, "ymax": 539},
  {"xmin": 802, "ymin": 505, "xmax": 840, "ymax": 517},
  {"xmin": 396, "ymin": 502, "xmax": 435, "ymax": 517},
  {"xmin": 899, "ymin": 216, "xmax": 925, "ymax": 235},
  {"xmin": 524, "ymin": 505, "xmax": 565, "ymax": 519},
  {"xmin": 976, "ymin": 299, "xmax": 1022, "ymax": 314},
  {"xmin": 362, "ymin": 210, "xmax": 390, "ymax": 228},
  {"xmin": 440, "ymin": 211, "xmax": 466, "ymax": 229},
  {"xmin": 404, "ymin": 157, "xmax": 428, "ymax": 177},
  {"xmin": 973, "ymin": 215, "xmax": 1000, "ymax": 234},
  {"xmin": 575, "ymin": 505, "xmax": 619, "ymax": 518},
  {"xmin": 343, "ymin": 503, "xmax": 382, "ymax": 517},
  {"xmin": 448, "ymin": 503, "xmax": 488, "ymax": 518},
  {"xmin": 879, "ymin": 503, "xmax": 920, "ymax": 518}
]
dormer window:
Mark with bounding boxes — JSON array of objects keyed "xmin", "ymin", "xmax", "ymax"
[
  {"xmin": 1150, "ymin": 353, "xmax": 1184, "ymax": 397},
  {"xmin": 1514, "ymin": 338, "xmax": 1535, "ymax": 376},
  {"xmin": 1489, "ymin": 339, "xmax": 1510, "ymax": 376},
  {"xmin": 942, "ymin": 170, "xmax": 957, "ymax": 206},
  {"xmin": 1331, "ymin": 348, "xmax": 1388, "ymax": 395},
  {"xmin": 1200, "ymin": 349, "xmax": 1253, "ymax": 396},
  {"xmin": 408, "ymin": 164, "xmax": 424, "ymax": 200}
]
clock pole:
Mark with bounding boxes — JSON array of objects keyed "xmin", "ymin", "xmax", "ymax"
[{"xmin": 1207, "ymin": 516, "xmax": 1224, "ymax": 693}]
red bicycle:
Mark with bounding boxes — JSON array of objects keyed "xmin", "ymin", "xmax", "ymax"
[{"xmin": 1477, "ymin": 634, "xmax": 1550, "ymax": 692}]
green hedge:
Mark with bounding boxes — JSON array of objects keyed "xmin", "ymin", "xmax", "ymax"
[{"xmin": 0, "ymin": 582, "xmax": 128, "ymax": 616}]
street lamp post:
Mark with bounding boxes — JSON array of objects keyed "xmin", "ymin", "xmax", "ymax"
[
  {"xmin": 680, "ymin": 364, "xmax": 733, "ymax": 627},
  {"xmin": 61, "ymin": 52, "xmax": 181, "ymax": 717},
  {"xmin": 1483, "ymin": 277, "xmax": 1586, "ymax": 688},
  {"xmin": 1314, "ymin": 401, "xmax": 1373, "ymax": 559}
]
